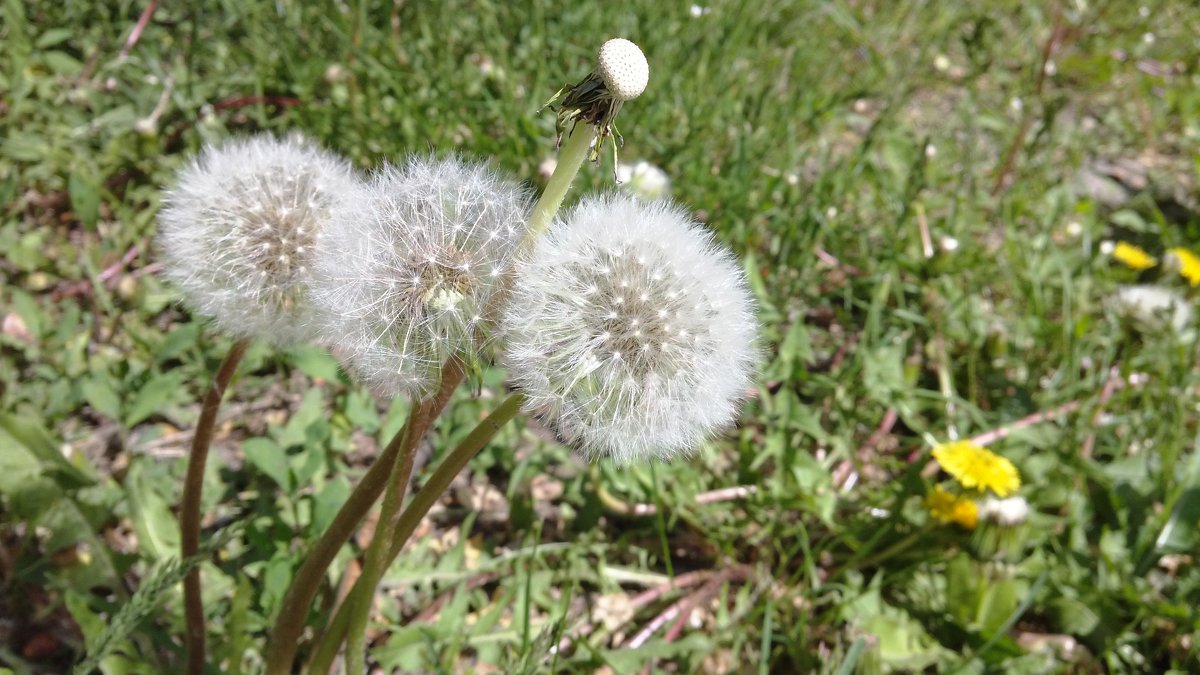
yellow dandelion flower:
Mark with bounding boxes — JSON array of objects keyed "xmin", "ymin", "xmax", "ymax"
[
  {"xmin": 925, "ymin": 485, "xmax": 978, "ymax": 529},
  {"xmin": 1166, "ymin": 248, "xmax": 1200, "ymax": 287},
  {"xmin": 1111, "ymin": 242, "xmax": 1157, "ymax": 271},
  {"xmin": 931, "ymin": 440, "xmax": 1021, "ymax": 497}
]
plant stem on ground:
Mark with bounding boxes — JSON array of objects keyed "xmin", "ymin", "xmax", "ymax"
[
  {"xmin": 261, "ymin": 421, "xmax": 405, "ymax": 675},
  {"xmin": 264, "ymin": 364, "xmax": 465, "ymax": 675},
  {"xmin": 305, "ymin": 392, "xmax": 525, "ymax": 674},
  {"xmin": 342, "ymin": 396, "xmax": 420, "ymax": 675},
  {"xmin": 180, "ymin": 337, "xmax": 250, "ymax": 675}
]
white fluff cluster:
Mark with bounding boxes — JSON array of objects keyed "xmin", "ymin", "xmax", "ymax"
[
  {"xmin": 157, "ymin": 134, "xmax": 358, "ymax": 344},
  {"xmin": 980, "ymin": 496, "xmax": 1030, "ymax": 527},
  {"xmin": 616, "ymin": 160, "xmax": 670, "ymax": 200},
  {"xmin": 311, "ymin": 156, "xmax": 532, "ymax": 397},
  {"xmin": 1112, "ymin": 284, "xmax": 1193, "ymax": 332},
  {"xmin": 501, "ymin": 194, "xmax": 757, "ymax": 462}
]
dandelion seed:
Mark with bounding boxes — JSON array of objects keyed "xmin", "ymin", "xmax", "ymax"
[
  {"xmin": 1166, "ymin": 247, "xmax": 1200, "ymax": 287},
  {"xmin": 932, "ymin": 440, "xmax": 1021, "ymax": 497},
  {"xmin": 156, "ymin": 133, "xmax": 358, "ymax": 345},
  {"xmin": 926, "ymin": 486, "xmax": 978, "ymax": 529},
  {"xmin": 311, "ymin": 155, "xmax": 531, "ymax": 397},
  {"xmin": 1110, "ymin": 241, "xmax": 1157, "ymax": 271},
  {"xmin": 502, "ymin": 194, "xmax": 757, "ymax": 462}
]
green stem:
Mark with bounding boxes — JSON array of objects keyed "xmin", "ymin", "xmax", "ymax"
[
  {"xmin": 386, "ymin": 392, "xmax": 525, "ymax": 560},
  {"xmin": 527, "ymin": 124, "xmax": 595, "ymax": 239},
  {"xmin": 343, "ymin": 397, "xmax": 420, "ymax": 675},
  {"xmin": 303, "ymin": 595, "xmax": 352, "ymax": 675},
  {"xmin": 181, "ymin": 337, "xmax": 249, "ymax": 675},
  {"xmin": 262, "ymin": 415, "xmax": 409, "ymax": 675},
  {"xmin": 304, "ymin": 363, "xmax": 466, "ymax": 674},
  {"xmin": 305, "ymin": 392, "xmax": 526, "ymax": 674}
]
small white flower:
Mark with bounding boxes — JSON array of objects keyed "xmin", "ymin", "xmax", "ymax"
[
  {"xmin": 157, "ymin": 133, "xmax": 358, "ymax": 345},
  {"xmin": 980, "ymin": 496, "xmax": 1030, "ymax": 526},
  {"xmin": 311, "ymin": 155, "xmax": 531, "ymax": 397},
  {"xmin": 939, "ymin": 235, "xmax": 959, "ymax": 253},
  {"xmin": 615, "ymin": 160, "xmax": 670, "ymax": 200},
  {"xmin": 689, "ymin": 5, "xmax": 711, "ymax": 17},
  {"xmin": 597, "ymin": 38, "xmax": 649, "ymax": 101},
  {"xmin": 502, "ymin": 194, "xmax": 757, "ymax": 462},
  {"xmin": 1112, "ymin": 285, "xmax": 1193, "ymax": 332}
]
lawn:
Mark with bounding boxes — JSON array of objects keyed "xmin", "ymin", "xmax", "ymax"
[{"xmin": 2, "ymin": 0, "xmax": 1200, "ymax": 672}]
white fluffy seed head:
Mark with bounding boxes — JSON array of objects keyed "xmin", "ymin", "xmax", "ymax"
[
  {"xmin": 157, "ymin": 134, "xmax": 358, "ymax": 345},
  {"xmin": 980, "ymin": 496, "xmax": 1030, "ymax": 526},
  {"xmin": 501, "ymin": 193, "xmax": 757, "ymax": 463},
  {"xmin": 311, "ymin": 155, "xmax": 532, "ymax": 398},
  {"xmin": 597, "ymin": 38, "xmax": 649, "ymax": 101}
]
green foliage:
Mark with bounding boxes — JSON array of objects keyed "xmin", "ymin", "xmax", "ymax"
[{"xmin": 2, "ymin": 0, "xmax": 1200, "ymax": 672}]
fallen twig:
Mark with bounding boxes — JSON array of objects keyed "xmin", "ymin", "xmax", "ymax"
[
  {"xmin": 412, "ymin": 572, "xmax": 500, "ymax": 623},
  {"xmin": 598, "ymin": 483, "xmax": 758, "ymax": 517},
  {"xmin": 212, "ymin": 95, "xmax": 302, "ymax": 112},
  {"xmin": 49, "ymin": 243, "xmax": 146, "ymax": 301},
  {"xmin": 919, "ymin": 368, "xmax": 1123, "ymax": 477},
  {"xmin": 557, "ymin": 570, "xmax": 714, "ymax": 654},
  {"xmin": 626, "ymin": 565, "xmax": 750, "ymax": 650},
  {"xmin": 1080, "ymin": 367, "xmax": 1123, "ymax": 459},
  {"xmin": 119, "ymin": 1, "xmax": 160, "ymax": 60},
  {"xmin": 970, "ymin": 399, "xmax": 1083, "ymax": 447},
  {"xmin": 990, "ymin": 13, "xmax": 1076, "ymax": 196}
]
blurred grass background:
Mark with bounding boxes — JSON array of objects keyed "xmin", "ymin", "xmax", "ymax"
[{"xmin": 2, "ymin": 0, "xmax": 1200, "ymax": 672}]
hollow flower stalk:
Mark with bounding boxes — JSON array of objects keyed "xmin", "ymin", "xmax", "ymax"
[
  {"xmin": 502, "ymin": 193, "xmax": 757, "ymax": 462},
  {"xmin": 311, "ymin": 155, "xmax": 531, "ymax": 397},
  {"xmin": 157, "ymin": 133, "xmax": 358, "ymax": 344}
]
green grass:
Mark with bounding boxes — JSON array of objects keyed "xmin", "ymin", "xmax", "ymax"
[{"xmin": 3, "ymin": 0, "xmax": 1200, "ymax": 672}]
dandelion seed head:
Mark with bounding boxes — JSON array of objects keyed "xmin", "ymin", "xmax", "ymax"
[
  {"xmin": 156, "ymin": 133, "xmax": 357, "ymax": 345},
  {"xmin": 979, "ymin": 495, "xmax": 1030, "ymax": 526},
  {"xmin": 311, "ymin": 155, "xmax": 531, "ymax": 397},
  {"xmin": 502, "ymin": 194, "xmax": 757, "ymax": 462},
  {"xmin": 1112, "ymin": 284, "xmax": 1193, "ymax": 332}
]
